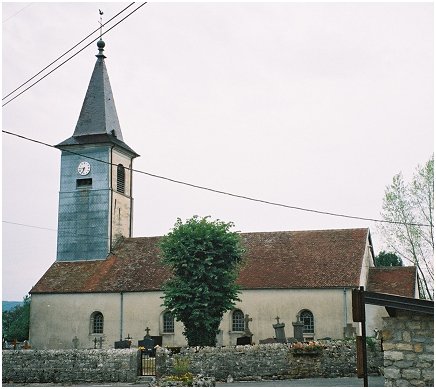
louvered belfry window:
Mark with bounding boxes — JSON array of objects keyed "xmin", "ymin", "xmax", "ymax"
[{"xmin": 117, "ymin": 164, "xmax": 125, "ymax": 194}]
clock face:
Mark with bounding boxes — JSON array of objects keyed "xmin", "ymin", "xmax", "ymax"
[{"xmin": 77, "ymin": 161, "xmax": 91, "ymax": 176}]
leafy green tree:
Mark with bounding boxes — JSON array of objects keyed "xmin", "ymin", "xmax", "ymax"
[
  {"xmin": 2, "ymin": 295, "xmax": 31, "ymax": 341},
  {"xmin": 160, "ymin": 216, "xmax": 245, "ymax": 346},
  {"xmin": 379, "ymin": 155, "xmax": 434, "ymax": 300},
  {"xmin": 374, "ymin": 251, "xmax": 403, "ymax": 267}
]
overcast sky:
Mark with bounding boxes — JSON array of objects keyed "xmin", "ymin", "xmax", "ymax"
[{"xmin": 2, "ymin": 1, "xmax": 434, "ymax": 301}]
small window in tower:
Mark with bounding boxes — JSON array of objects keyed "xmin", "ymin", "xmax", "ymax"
[
  {"xmin": 77, "ymin": 178, "xmax": 92, "ymax": 188},
  {"xmin": 117, "ymin": 164, "xmax": 125, "ymax": 194}
]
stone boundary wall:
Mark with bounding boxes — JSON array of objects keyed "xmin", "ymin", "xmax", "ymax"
[
  {"xmin": 382, "ymin": 311, "xmax": 433, "ymax": 387},
  {"xmin": 2, "ymin": 349, "xmax": 139, "ymax": 384},
  {"xmin": 156, "ymin": 340, "xmax": 383, "ymax": 381}
]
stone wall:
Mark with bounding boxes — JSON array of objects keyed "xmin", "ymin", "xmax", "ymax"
[
  {"xmin": 382, "ymin": 311, "xmax": 433, "ymax": 387},
  {"xmin": 156, "ymin": 339, "xmax": 383, "ymax": 381},
  {"xmin": 2, "ymin": 349, "xmax": 139, "ymax": 384}
]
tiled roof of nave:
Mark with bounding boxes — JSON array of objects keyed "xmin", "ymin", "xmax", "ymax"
[{"xmin": 31, "ymin": 228, "xmax": 370, "ymax": 293}]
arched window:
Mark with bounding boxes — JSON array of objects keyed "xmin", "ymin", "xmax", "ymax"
[
  {"xmin": 232, "ymin": 309, "xmax": 245, "ymax": 332},
  {"xmin": 117, "ymin": 164, "xmax": 125, "ymax": 194},
  {"xmin": 163, "ymin": 311, "xmax": 175, "ymax": 333},
  {"xmin": 298, "ymin": 310, "xmax": 314, "ymax": 334},
  {"xmin": 90, "ymin": 311, "xmax": 104, "ymax": 334}
]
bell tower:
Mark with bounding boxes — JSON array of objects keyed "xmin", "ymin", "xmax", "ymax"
[{"xmin": 55, "ymin": 39, "xmax": 139, "ymax": 261}]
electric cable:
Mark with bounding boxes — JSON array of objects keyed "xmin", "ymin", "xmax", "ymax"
[
  {"xmin": 2, "ymin": 3, "xmax": 33, "ymax": 23},
  {"xmin": 2, "ymin": 2, "xmax": 147, "ymax": 107},
  {"xmin": 2, "ymin": 129, "xmax": 432, "ymax": 229},
  {"xmin": 2, "ymin": 2, "xmax": 136, "ymax": 101},
  {"xmin": 2, "ymin": 220, "xmax": 57, "ymax": 231}
]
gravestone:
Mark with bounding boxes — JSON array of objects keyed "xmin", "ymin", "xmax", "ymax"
[
  {"xmin": 272, "ymin": 316, "xmax": 287, "ymax": 343},
  {"xmin": 244, "ymin": 314, "xmax": 253, "ymax": 337},
  {"xmin": 72, "ymin": 336, "xmax": 79, "ymax": 349},
  {"xmin": 114, "ymin": 340, "xmax": 131, "ymax": 349},
  {"xmin": 138, "ymin": 337, "xmax": 154, "ymax": 352},
  {"xmin": 236, "ymin": 336, "xmax": 252, "ymax": 345},
  {"xmin": 292, "ymin": 321, "xmax": 304, "ymax": 342},
  {"xmin": 93, "ymin": 337, "xmax": 104, "ymax": 349},
  {"xmin": 138, "ymin": 327, "xmax": 158, "ymax": 356},
  {"xmin": 259, "ymin": 337, "xmax": 276, "ymax": 344},
  {"xmin": 235, "ymin": 314, "xmax": 253, "ymax": 345}
]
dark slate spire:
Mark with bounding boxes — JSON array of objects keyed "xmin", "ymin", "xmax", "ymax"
[
  {"xmin": 72, "ymin": 39, "xmax": 123, "ymax": 140},
  {"xmin": 56, "ymin": 39, "xmax": 138, "ymax": 156}
]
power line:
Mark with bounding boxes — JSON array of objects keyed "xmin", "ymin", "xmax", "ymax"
[
  {"xmin": 2, "ymin": 220, "xmax": 57, "ymax": 232},
  {"xmin": 2, "ymin": 3, "xmax": 33, "ymax": 23},
  {"xmin": 2, "ymin": 2, "xmax": 136, "ymax": 101},
  {"xmin": 3, "ymin": 129, "xmax": 432, "ymax": 228},
  {"xmin": 2, "ymin": 2, "xmax": 147, "ymax": 107}
]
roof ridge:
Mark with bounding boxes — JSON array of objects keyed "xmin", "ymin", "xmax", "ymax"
[{"xmin": 124, "ymin": 227, "xmax": 369, "ymax": 240}]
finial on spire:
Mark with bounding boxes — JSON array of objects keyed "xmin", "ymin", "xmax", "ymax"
[
  {"xmin": 96, "ymin": 9, "xmax": 106, "ymax": 58},
  {"xmin": 99, "ymin": 9, "xmax": 104, "ymax": 39}
]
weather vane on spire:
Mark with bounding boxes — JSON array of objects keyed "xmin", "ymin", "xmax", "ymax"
[
  {"xmin": 96, "ymin": 9, "xmax": 106, "ymax": 58},
  {"xmin": 98, "ymin": 9, "xmax": 104, "ymax": 39}
]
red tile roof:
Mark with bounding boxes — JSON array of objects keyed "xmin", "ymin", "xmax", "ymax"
[
  {"xmin": 31, "ymin": 228, "xmax": 370, "ymax": 294},
  {"xmin": 367, "ymin": 266, "xmax": 417, "ymax": 298}
]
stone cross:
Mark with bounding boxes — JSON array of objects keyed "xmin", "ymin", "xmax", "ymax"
[
  {"xmin": 72, "ymin": 336, "xmax": 79, "ymax": 349},
  {"xmin": 244, "ymin": 314, "xmax": 253, "ymax": 336},
  {"xmin": 273, "ymin": 317, "xmax": 286, "ymax": 343},
  {"xmin": 144, "ymin": 327, "xmax": 151, "ymax": 338}
]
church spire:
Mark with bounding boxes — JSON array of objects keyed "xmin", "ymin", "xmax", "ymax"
[
  {"xmin": 56, "ymin": 38, "xmax": 138, "ymax": 156},
  {"xmin": 72, "ymin": 39, "xmax": 123, "ymax": 140}
]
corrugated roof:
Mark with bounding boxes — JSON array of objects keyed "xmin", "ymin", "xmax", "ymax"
[
  {"xmin": 367, "ymin": 266, "xmax": 417, "ymax": 298},
  {"xmin": 31, "ymin": 228, "xmax": 370, "ymax": 294}
]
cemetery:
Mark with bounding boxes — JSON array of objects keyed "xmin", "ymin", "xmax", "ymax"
[
  {"xmin": 2, "ymin": 305, "xmax": 434, "ymax": 386},
  {"xmin": 3, "ymin": 316, "xmax": 383, "ymax": 385},
  {"xmin": 2, "ymin": 340, "xmax": 382, "ymax": 385}
]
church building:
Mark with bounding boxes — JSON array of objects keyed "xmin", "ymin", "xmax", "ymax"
[{"xmin": 29, "ymin": 39, "xmax": 418, "ymax": 350}]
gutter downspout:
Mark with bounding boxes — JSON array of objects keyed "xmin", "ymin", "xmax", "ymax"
[
  {"xmin": 343, "ymin": 288, "xmax": 348, "ymax": 335},
  {"xmin": 120, "ymin": 292, "xmax": 124, "ymax": 340},
  {"xmin": 129, "ymin": 157, "xmax": 134, "ymax": 238}
]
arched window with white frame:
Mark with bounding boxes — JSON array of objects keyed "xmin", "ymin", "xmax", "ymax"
[
  {"xmin": 232, "ymin": 309, "xmax": 245, "ymax": 332},
  {"xmin": 90, "ymin": 311, "xmax": 104, "ymax": 334},
  {"xmin": 298, "ymin": 309, "xmax": 314, "ymax": 338},
  {"xmin": 162, "ymin": 311, "xmax": 175, "ymax": 333}
]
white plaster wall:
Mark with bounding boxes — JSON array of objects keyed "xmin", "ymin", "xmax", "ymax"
[
  {"xmin": 232, "ymin": 288, "xmax": 355, "ymax": 344},
  {"xmin": 366, "ymin": 304, "xmax": 388, "ymax": 337},
  {"xmin": 110, "ymin": 149, "xmax": 133, "ymax": 240},
  {"xmin": 30, "ymin": 293, "xmax": 122, "ymax": 349},
  {"xmin": 111, "ymin": 149, "xmax": 132, "ymax": 196},
  {"xmin": 31, "ymin": 288, "xmax": 367, "ymax": 349}
]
